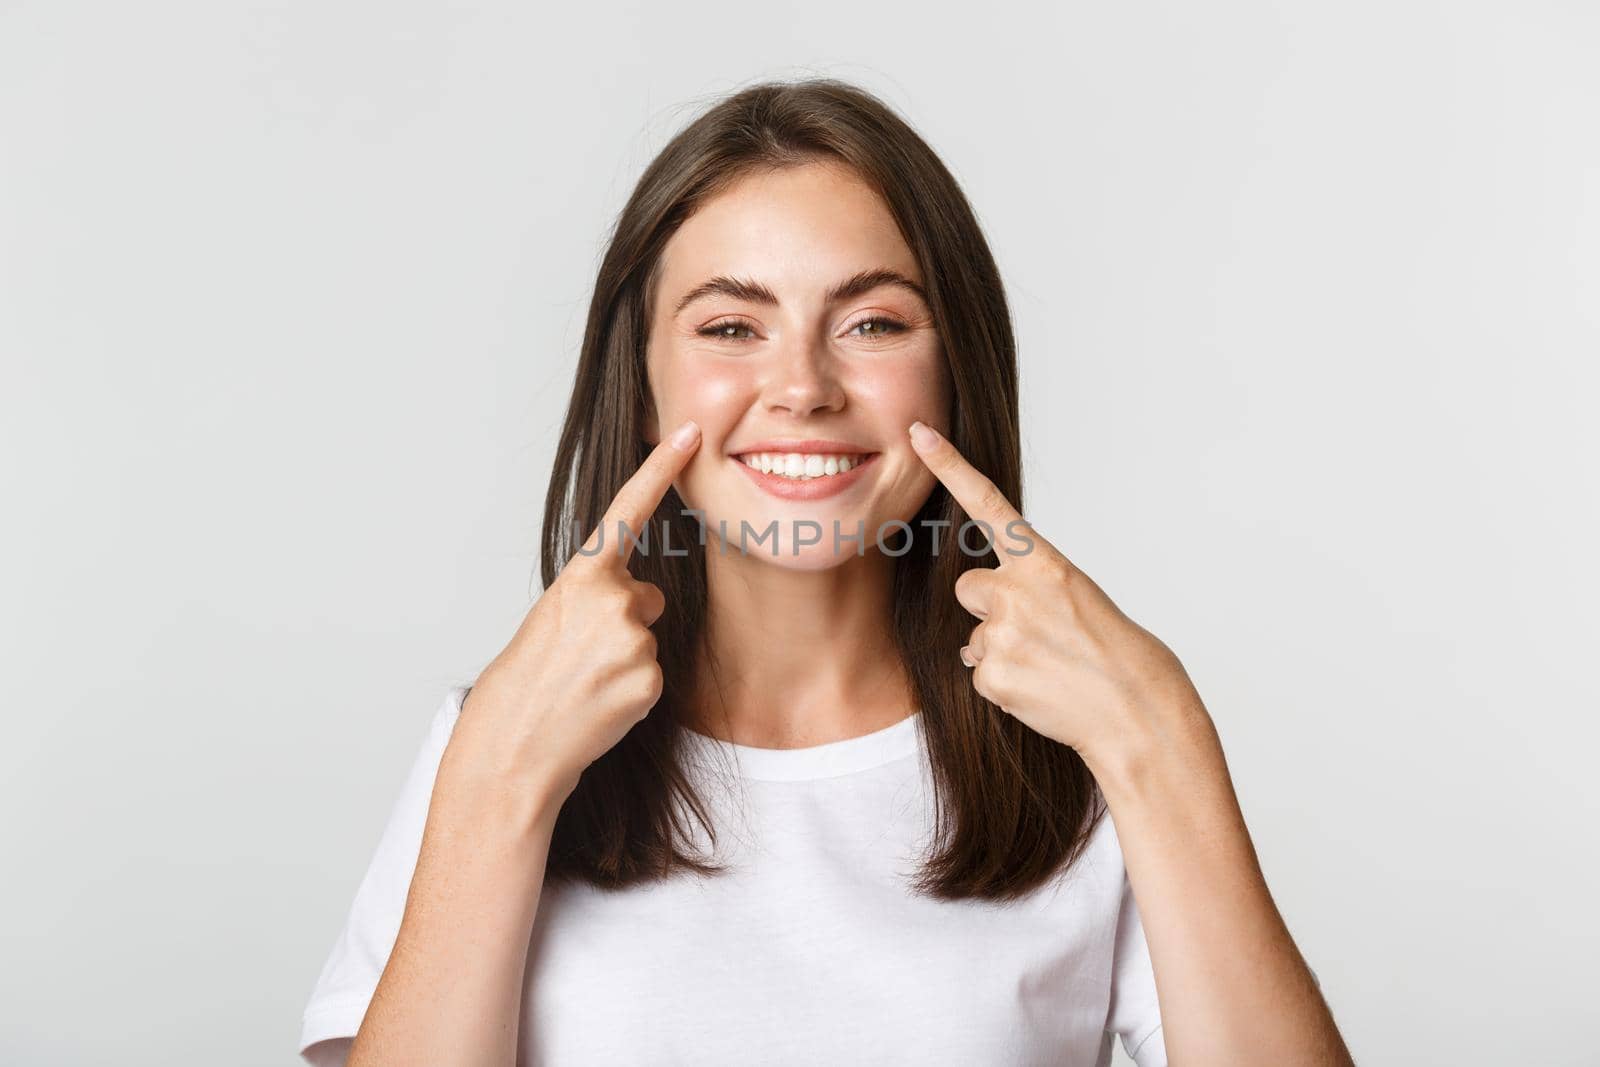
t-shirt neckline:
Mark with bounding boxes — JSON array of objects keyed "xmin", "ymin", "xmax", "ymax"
[{"xmin": 677, "ymin": 711, "xmax": 923, "ymax": 781}]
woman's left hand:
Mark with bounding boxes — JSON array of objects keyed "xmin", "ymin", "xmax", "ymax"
[
  {"xmin": 907, "ymin": 420, "xmax": 1210, "ymax": 769},
  {"xmin": 909, "ymin": 421, "xmax": 1356, "ymax": 1067}
]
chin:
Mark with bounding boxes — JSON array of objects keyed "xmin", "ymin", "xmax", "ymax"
[
  {"xmin": 685, "ymin": 495, "xmax": 894, "ymax": 570},
  {"xmin": 705, "ymin": 513, "xmax": 867, "ymax": 568},
  {"xmin": 752, "ymin": 541, "xmax": 873, "ymax": 572}
]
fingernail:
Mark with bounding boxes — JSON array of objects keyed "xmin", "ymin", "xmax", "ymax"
[
  {"xmin": 669, "ymin": 419, "xmax": 700, "ymax": 450},
  {"xmin": 908, "ymin": 421, "xmax": 940, "ymax": 451},
  {"xmin": 959, "ymin": 645, "xmax": 975, "ymax": 667}
]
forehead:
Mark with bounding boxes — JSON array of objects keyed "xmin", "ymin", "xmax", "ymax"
[{"xmin": 656, "ymin": 161, "xmax": 922, "ymax": 299}]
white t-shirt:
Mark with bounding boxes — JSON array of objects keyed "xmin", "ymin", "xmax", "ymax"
[{"xmin": 300, "ymin": 686, "xmax": 1167, "ymax": 1066}]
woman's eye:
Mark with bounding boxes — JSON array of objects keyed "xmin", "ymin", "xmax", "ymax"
[
  {"xmin": 695, "ymin": 316, "xmax": 909, "ymax": 343},
  {"xmin": 849, "ymin": 316, "xmax": 908, "ymax": 340},
  {"xmin": 697, "ymin": 320, "xmax": 757, "ymax": 342}
]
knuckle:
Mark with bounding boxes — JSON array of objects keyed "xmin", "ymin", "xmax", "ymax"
[
  {"xmin": 612, "ymin": 481, "xmax": 643, "ymax": 515},
  {"xmin": 990, "ymin": 659, "xmax": 1016, "ymax": 695},
  {"xmin": 972, "ymin": 657, "xmax": 1005, "ymax": 699},
  {"xmin": 629, "ymin": 663, "xmax": 664, "ymax": 705},
  {"xmin": 597, "ymin": 585, "xmax": 633, "ymax": 615},
  {"xmin": 636, "ymin": 581, "xmax": 667, "ymax": 617},
  {"xmin": 563, "ymin": 565, "xmax": 604, "ymax": 597},
  {"xmin": 976, "ymin": 481, "xmax": 1008, "ymax": 519},
  {"xmin": 1045, "ymin": 554, "xmax": 1076, "ymax": 586}
]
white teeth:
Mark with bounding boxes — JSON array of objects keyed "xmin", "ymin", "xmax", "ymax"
[{"xmin": 737, "ymin": 452, "xmax": 869, "ymax": 480}]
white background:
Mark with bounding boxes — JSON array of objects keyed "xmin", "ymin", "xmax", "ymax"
[{"xmin": 2, "ymin": 2, "xmax": 1595, "ymax": 1064}]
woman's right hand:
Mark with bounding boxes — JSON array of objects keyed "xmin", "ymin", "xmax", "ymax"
[
  {"xmin": 344, "ymin": 425, "xmax": 701, "ymax": 1067},
  {"xmin": 443, "ymin": 419, "xmax": 702, "ymax": 811}
]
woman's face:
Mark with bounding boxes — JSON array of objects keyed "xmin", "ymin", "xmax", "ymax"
[{"xmin": 645, "ymin": 160, "xmax": 952, "ymax": 570}]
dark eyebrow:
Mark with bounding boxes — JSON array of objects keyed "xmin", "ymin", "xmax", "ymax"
[{"xmin": 671, "ymin": 268, "xmax": 928, "ymax": 317}]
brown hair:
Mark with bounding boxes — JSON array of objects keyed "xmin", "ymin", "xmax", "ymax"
[{"xmin": 537, "ymin": 77, "xmax": 1104, "ymax": 902}]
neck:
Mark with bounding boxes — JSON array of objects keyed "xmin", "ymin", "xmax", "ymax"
[{"xmin": 684, "ymin": 543, "xmax": 916, "ymax": 749}]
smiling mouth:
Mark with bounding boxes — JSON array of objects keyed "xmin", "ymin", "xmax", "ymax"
[{"xmin": 731, "ymin": 450, "xmax": 880, "ymax": 481}]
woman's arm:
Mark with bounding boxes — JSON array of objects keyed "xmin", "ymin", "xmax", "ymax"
[
  {"xmin": 906, "ymin": 420, "xmax": 1353, "ymax": 1065},
  {"xmin": 344, "ymin": 422, "xmax": 703, "ymax": 1066},
  {"xmin": 344, "ymin": 721, "xmax": 572, "ymax": 1067},
  {"xmin": 1085, "ymin": 700, "xmax": 1353, "ymax": 1066}
]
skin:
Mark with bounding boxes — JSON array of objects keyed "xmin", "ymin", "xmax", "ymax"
[
  {"xmin": 339, "ymin": 160, "xmax": 1353, "ymax": 1065},
  {"xmin": 344, "ymin": 426, "xmax": 695, "ymax": 1067},
  {"xmin": 641, "ymin": 159, "xmax": 950, "ymax": 745},
  {"xmin": 909, "ymin": 420, "xmax": 1354, "ymax": 1065}
]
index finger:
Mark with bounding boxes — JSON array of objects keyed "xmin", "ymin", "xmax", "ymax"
[
  {"xmin": 907, "ymin": 420, "xmax": 1029, "ymax": 562},
  {"xmin": 580, "ymin": 419, "xmax": 701, "ymax": 567}
]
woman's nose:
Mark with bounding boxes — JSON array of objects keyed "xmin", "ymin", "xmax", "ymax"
[{"xmin": 759, "ymin": 336, "xmax": 846, "ymax": 417}]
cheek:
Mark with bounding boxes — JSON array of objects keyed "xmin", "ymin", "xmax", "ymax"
[
  {"xmin": 652, "ymin": 357, "xmax": 751, "ymax": 422},
  {"xmin": 648, "ymin": 355, "xmax": 751, "ymax": 465},
  {"xmin": 653, "ymin": 359, "xmax": 754, "ymax": 506},
  {"xmin": 842, "ymin": 351, "xmax": 950, "ymax": 424},
  {"xmin": 846, "ymin": 353, "xmax": 949, "ymax": 513}
]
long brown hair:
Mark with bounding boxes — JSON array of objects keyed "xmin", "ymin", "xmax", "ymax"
[{"xmin": 537, "ymin": 77, "xmax": 1104, "ymax": 902}]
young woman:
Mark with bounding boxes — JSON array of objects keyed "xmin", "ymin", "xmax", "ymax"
[{"xmin": 299, "ymin": 79, "xmax": 1353, "ymax": 1066}]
